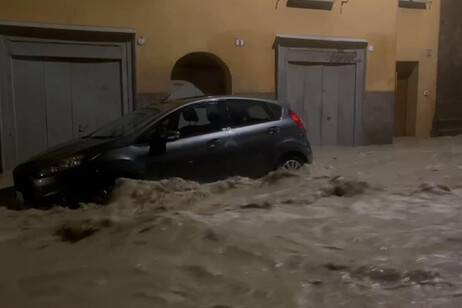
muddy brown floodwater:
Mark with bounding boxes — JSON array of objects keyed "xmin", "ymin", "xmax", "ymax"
[{"xmin": 1, "ymin": 136, "xmax": 462, "ymax": 308}]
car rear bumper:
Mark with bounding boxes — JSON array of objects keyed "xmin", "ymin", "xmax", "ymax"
[
  {"xmin": 306, "ymin": 149, "xmax": 313, "ymax": 164},
  {"xmin": 306, "ymin": 142, "xmax": 313, "ymax": 163}
]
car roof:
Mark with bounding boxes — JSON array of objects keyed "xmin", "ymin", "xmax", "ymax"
[{"xmin": 140, "ymin": 96, "xmax": 284, "ymax": 115}]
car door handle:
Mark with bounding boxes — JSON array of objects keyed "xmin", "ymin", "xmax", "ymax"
[
  {"xmin": 267, "ymin": 127, "xmax": 280, "ymax": 135},
  {"xmin": 207, "ymin": 138, "xmax": 223, "ymax": 148}
]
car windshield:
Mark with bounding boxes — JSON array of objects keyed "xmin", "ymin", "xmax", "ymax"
[{"xmin": 84, "ymin": 109, "xmax": 161, "ymax": 139}]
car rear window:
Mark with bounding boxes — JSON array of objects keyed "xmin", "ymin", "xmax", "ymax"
[
  {"xmin": 267, "ymin": 102, "xmax": 282, "ymax": 119},
  {"xmin": 226, "ymin": 100, "xmax": 281, "ymax": 128}
]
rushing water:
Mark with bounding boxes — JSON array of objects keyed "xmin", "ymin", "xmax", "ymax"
[{"xmin": 1, "ymin": 136, "xmax": 462, "ymax": 308}]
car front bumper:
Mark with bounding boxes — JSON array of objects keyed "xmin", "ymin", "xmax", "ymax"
[{"xmin": 13, "ymin": 166, "xmax": 105, "ymax": 203}]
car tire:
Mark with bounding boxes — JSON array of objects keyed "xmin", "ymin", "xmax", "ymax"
[
  {"xmin": 277, "ymin": 156, "xmax": 305, "ymax": 171},
  {"xmin": 93, "ymin": 183, "xmax": 114, "ymax": 205}
]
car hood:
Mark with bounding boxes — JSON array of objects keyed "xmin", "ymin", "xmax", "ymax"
[{"xmin": 20, "ymin": 137, "xmax": 130, "ymax": 169}]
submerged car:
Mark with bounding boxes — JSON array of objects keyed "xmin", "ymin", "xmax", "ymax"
[{"xmin": 13, "ymin": 96, "xmax": 312, "ymax": 203}]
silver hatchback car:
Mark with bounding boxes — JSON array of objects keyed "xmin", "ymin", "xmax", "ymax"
[{"xmin": 14, "ymin": 96, "xmax": 313, "ymax": 203}]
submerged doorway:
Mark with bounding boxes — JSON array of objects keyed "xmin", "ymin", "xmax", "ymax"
[{"xmin": 395, "ymin": 61, "xmax": 418, "ymax": 137}]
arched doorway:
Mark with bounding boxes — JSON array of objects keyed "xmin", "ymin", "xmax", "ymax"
[{"xmin": 170, "ymin": 52, "xmax": 232, "ymax": 99}]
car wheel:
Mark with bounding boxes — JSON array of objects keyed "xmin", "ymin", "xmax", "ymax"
[
  {"xmin": 93, "ymin": 183, "xmax": 114, "ymax": 205},
  {"xmin": 278, "ymin": 156, "xmax": 305, "ymax": 171}
]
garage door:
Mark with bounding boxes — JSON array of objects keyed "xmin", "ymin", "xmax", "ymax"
[
  {"xmin": 13, "ymin": 58, "xmax": 122, "ymax": 163},
  {"xmin": 276, "ymin": 35, "xmax": 367, "ymax": 147},
  {"xmin": 287, "ymin": 63, "xmax": 356, "ymax": 146},
  {"xmin": 0, "ymin": 37, "xmax": 133, "ymax": 170}
]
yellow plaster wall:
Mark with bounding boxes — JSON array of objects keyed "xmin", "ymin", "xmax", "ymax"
[{"xmin": 0, "ymin": 0, "xmax": 397, "ymax": 94}]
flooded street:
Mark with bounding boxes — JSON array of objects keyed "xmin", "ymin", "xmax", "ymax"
[{"xmin": 1, "ymin": 137, "xmax": 462, "ymax": 308}]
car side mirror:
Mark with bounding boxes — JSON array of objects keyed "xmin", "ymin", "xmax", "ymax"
[
  {"xmin": 159, "ymin": 130, "xmax": 180, "ymax": 142},
  {"xmin": 148, "ymin": 130, "xmax": 180, "ymax": 156}
]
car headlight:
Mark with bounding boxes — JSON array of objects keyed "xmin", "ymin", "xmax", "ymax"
[{"xmin": 37, "ymin": 155, "xmax": 86, "ymax": 178}]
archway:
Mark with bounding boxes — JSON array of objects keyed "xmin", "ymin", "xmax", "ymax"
[{"xmin": 170, "ymin": 52, "xmax": 232, "ymax": 99}]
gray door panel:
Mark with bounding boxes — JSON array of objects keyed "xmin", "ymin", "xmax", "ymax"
[
  {"xmin": 71, "ymin": 62, "xmax": 102, "ymax": 137},
  {"xmin": 1, "ymin": 37, "xmax": 132, "ymax": 171},
  {"xmin": 11, "ymin": 58, "xmax": 125, "ymax": 165},
  {"xmin": 286, "ymin": 62, "xmax": 356, "ymax": 146},
  {"xmin": 336, "ymin": 65, "xmax": 356, "ymax": 146},
  {"xmin": 142, "ymin": 130, "xmax": 235, "ymax": 182},
  {"xmin": 224, "ymin": 99, "xmax": 282, "ymax": 177},
  {"xmin": 304, "ymin": 65, "xmax": 323, "ymax": 146},
  {"xmin": 71, "ymin": 61, "xmax": 122, "ymax": 137},
  {"xmin": 321, "ymin": 65, "xmax": 339, "ymax": 146},
  {"xmin": 229, "ymin": 122, "xmax": 280, "ymax": 177},
  {"xmin": 44, "ymin": 61, "xmax": 74, "ymax": 148},
  {"xmin": 93, "ymin": 61, "xmax": 123, "ymax": 125},
  {"xmin": 9, "ymin": 41, "xmax": 123, "ymax": 59},
  {"xmin": 141, "ymin": 101, "xmax": 234, "ymax": 181},
  {"xmin": 287, "ymin": 63, "xmax": 306, "ymax": 123},
  {"xmin": 12, "ymin": 58, "xmax": 48, "ymax": 163},
  {"xmin": 167, "ymin": 130, "xmax": 233, "ymax": 181}
]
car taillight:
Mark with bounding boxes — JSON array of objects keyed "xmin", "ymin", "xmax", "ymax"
[{"xmin": 288, "ymin": 110, "xmax": 306, "ymax": 130}]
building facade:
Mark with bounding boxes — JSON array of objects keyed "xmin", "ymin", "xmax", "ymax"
[{"xmin": 0, "ymin": 0, "xmax": 441, "ymax": 171}]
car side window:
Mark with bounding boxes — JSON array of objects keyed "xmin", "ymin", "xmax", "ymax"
[
  {"xmin": 152, "ymin": 112, "xmax": 180, "ymax": 135},
  {"xmin": 226, "ymin": 100, "xmax": 279, "ymax": 128},
  {"xmin": 143, "ymin": 102, "xmax": 228, "ymax": 141},
  {"xmin": 267, "ymin": 102, "xmax": 282, "ymax": 119},
  {"xmin": 178, "ymin": 106, "xmax": 209, "ymax": 130},
  {"xmin": 175, "ymin": 102, "xmax": 228, "ymax": 138}
]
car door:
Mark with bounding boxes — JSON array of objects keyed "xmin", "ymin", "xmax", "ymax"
[
  {"xmin": 143, "ymin": 101, "xmax": 235, "ymax": 182},
  {"xmin": 224, "ymin": 99, "xmax": 283, "ymax": 178}
]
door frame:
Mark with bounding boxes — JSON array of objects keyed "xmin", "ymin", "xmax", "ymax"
[
  {"xmin": 395, "ymin": 61, "xmax": 419, "ymax": 137},
  {"xmin": 275, "ymin": 34, "xmax": 368, "ymax": 146},
  {"xmin": 0, "ymin": 21, "xmax": 136, "ymax": 171}
]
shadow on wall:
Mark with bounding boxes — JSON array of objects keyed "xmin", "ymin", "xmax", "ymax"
[
  {"xmin": 137, "ymin": 52, "xmax": 233, "ymax": 107},
  {"xmin": 170, "ymin": 52, "xmax": 232, "ymax": 98}
]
